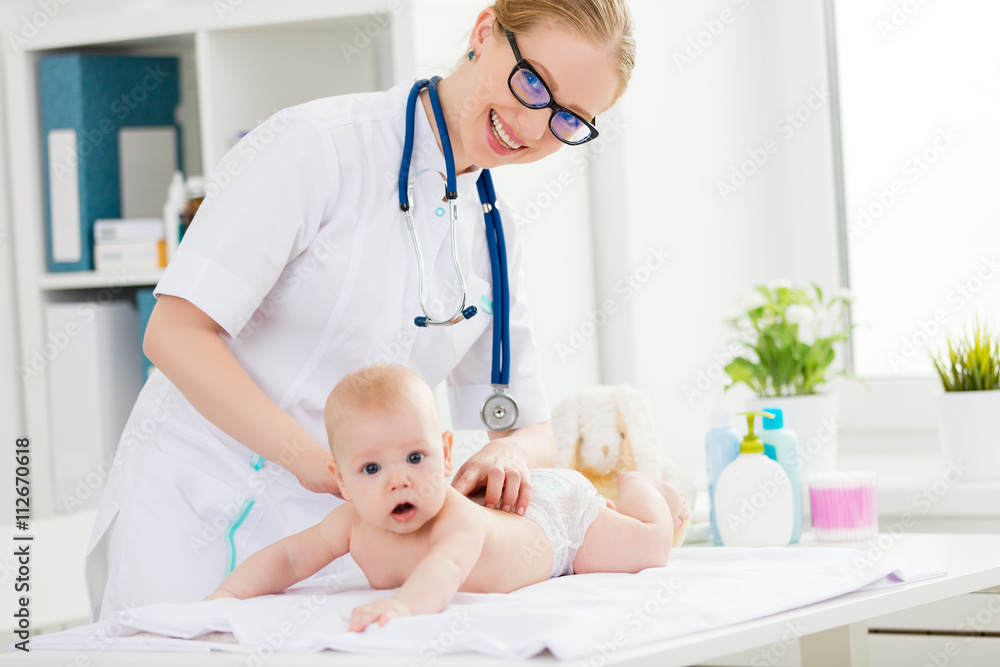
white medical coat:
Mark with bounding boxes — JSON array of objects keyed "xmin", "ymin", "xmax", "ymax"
[{"xmin": 85, "ymin": 80, "xmax": 550, "ymax": 621}]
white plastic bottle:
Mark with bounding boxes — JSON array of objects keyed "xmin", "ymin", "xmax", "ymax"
[
  {"xmin": 715, "ymin": 411, "xmax": 794, "ymax": 547},
  {"xmin": 760, "ymin": 407, "xmax": 803, "ymax": 543},
  {"xmin": 706, "ymin": 404, "xmax": 740, "ymax": 545},
  {"xmin": 162, "ymin": 171, "xmax": 186, "ymax": 262}
]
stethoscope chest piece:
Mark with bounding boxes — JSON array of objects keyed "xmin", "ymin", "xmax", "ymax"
[{"xmin": 481, "ymin": 386, "xmax": 519, "ymax": 432}]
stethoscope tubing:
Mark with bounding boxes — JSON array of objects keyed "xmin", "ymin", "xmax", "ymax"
[
  {"xmin": 405, "ymin": 172, "xmax": 470, "ymax": 325},
  {"xmin": 477, "ymin": 170, "xmax": 510, "ymax": 386},
  {"xmin": 398, "ymin": 76, "xmax": 515, "ymax": 427}
]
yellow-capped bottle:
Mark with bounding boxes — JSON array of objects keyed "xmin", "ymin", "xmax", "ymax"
[{"xmin": 715, "ymin": 412, "xmax": 794, "ymax": 547}]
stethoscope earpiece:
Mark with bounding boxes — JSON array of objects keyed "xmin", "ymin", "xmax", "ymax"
[{"xmin": 414, "ymin": 306, "xmax": 478, "ymax": 329}]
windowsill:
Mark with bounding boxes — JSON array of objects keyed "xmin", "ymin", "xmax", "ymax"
[
  {"xmin": 691, "ymin": 446, "xmax": 1000, "ymax": 532},
  {"xmin": 838, "ymin": 447, "xmax": 1000, "ymax": 518}
]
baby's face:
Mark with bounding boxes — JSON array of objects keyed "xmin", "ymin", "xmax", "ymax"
[{"xmin": 331, "ymin": 404, "xmax": 452, "ymax": 534}]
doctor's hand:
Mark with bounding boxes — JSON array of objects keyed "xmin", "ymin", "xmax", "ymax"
[
  {"xmin": 452, "ymin": 438, "xmax": 531, "ymax": 516},
  {"xmin": 290, "ymin": 446, "xmax": 343, "ymax": 498}
]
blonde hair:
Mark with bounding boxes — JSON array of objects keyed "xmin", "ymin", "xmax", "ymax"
[
  {"xmin": 324, "ymin": 365, "xmax": 437, "ymax": 454},
  {"xmin": 490, "ymin": 0, "xmax": 635, "ymax": 108}
]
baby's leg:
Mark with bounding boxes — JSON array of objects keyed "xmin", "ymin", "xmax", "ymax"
[{"xmin": 573, "ymin": 472, "xmax": 689, "ymax": 574}]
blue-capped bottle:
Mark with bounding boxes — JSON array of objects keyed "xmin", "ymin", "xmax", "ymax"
[
  {"xmin": 760, "ymin": 407, "xmax": 803, "ymax": 543},
  {"xmin": 706, "ymin": 404, "xmax": 741, "ymax": 545}
]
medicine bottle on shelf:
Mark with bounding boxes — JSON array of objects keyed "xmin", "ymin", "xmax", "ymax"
[
  {"xmin": 180, "ymin": 175, "xmax": 206, "ymax": 240},
  {"xmin": 163, "ymin": 171, "xmax": 186, "ymax": 262}
]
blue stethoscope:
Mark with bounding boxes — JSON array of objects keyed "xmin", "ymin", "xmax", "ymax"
[{"xmin": 398, "ymin": 76, "xmax": 518, "ymax": 432}]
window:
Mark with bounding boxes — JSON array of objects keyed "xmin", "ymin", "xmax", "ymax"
[{"xmin": 832, "ymin": 0, "xmax": 1000, "ymax": 379}]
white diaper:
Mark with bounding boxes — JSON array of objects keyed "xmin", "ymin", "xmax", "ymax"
[
  {"xmin": 469, "ymin": 468, "xmax": 605, "ymax": 578},
  {"xmin": 521, "ymin": 468, "xmax": 606, "ymax": 578}
]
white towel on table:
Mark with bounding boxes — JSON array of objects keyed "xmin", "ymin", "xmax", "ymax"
[{"xmin": 23, "ymin": 547, "xmax": 945, "ymax": 660}]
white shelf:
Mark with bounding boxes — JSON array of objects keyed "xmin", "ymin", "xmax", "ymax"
[
  {"xmin": 20, "ymin": 0, "xmax": 394, "ymax": 51},
  {"xmin": 38, "ymin": 269, "xmax": 165, "ymax": 291}
]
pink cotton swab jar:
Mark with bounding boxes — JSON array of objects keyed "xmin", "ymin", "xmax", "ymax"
[{"xmin": 808, "ymin": 471, "xmax": 879, "ymax": 541}]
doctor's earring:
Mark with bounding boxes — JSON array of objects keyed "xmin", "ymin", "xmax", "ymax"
[{"xmin": 468, "ymin": 49, "xmax": 476, "ymax": 61}]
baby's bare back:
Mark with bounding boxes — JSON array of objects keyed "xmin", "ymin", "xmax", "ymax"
[{"xmin": 348, "ymin": 489, "xmax": 554, "ymax": 593}]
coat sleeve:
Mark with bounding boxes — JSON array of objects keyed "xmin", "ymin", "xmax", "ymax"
[{"xmin": 154, "ymin": 108, "xmax": 340, "ymax": 339}]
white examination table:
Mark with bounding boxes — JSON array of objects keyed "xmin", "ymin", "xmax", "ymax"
[{"xmin": 2, "ymin": 515, "xmax": 999, "ymax": 666}]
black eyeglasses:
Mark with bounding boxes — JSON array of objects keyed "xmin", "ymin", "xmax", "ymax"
[{"xmin": 502, "ymin": 26, "xmax": 599, "ymax": 145}]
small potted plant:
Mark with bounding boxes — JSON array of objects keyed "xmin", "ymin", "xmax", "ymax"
[
  {"xmin": 930, "ymin": 322, "xmax": 1000, "ymax": 480},
  {"xmin": 723, "ymin": 282, "xmax": 857, "ymax": 479}
]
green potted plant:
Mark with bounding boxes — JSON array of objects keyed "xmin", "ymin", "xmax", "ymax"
[
  {"xmin": 930, "ymin": 322, "xmax": 1000, "ymax": 480},
  {"xmin": 723, "ymin": 282, "xmax": 856, "ymax": 479}
]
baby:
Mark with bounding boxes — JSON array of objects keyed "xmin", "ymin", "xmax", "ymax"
[{"xmin": 205, "ymin": 365, "xmax": 688, "ymax": 631}]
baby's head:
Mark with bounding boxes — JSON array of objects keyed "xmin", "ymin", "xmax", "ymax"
[{"xmin": 324, "ymin": 365, "xmax": 453, "ymax": 533}]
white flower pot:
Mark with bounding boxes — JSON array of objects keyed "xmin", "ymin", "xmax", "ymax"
[
  {"xmin": 937, "ymin": 390, "xmax": 1000, "ymax": 481},
  {"xmin": 744, "ymin": 393, "xmax": 839, "ymax": 481}
]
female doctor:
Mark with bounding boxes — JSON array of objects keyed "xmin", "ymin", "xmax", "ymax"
[{"xmin": 86, "ymin": 0, "xmax": 635, "ymax": 620}]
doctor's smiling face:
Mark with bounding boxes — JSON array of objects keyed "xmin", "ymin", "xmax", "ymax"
[
  {"xmin": 446, "ymin": 8, "xmax": 622, "ymax": 170},
  {"xmin": 325, "ymin": 367, "xmax": 454, "ymax": 535}
]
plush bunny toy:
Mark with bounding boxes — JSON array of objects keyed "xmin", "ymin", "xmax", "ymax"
[{"xmin": 550, "ymin": 385, "xmax": 695, "ymax": 547}]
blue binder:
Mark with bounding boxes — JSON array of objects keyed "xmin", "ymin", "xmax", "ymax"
[
  {"xmin": 136, "ymin": 287, "xmax": 157, "ymax": 381},
  {"xmin": 39, "ymin": 55, "xmax": 181, "ymax": 272}
]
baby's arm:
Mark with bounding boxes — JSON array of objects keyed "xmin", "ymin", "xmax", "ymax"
[
  {"xmin": 348, "ymin": 507, "xmax": 485, "ymax": 631},
  {"xmin": 205, "ymin": 504, "xmax": 351, "ymax": 600}
]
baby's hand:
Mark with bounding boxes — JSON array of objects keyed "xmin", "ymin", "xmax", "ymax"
[
  {"xmin": 203, "ymin": 589, "xmax": 238, "ymax": 601},
  {"xmin": 349, "ymin": 598, "xmax": 411, "ymax": 632}
]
